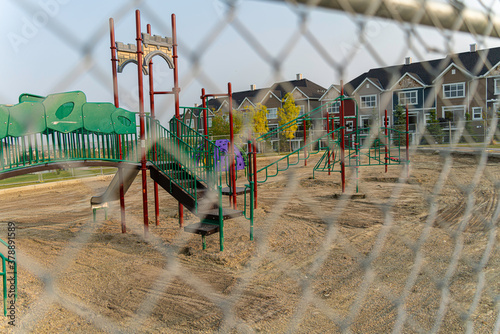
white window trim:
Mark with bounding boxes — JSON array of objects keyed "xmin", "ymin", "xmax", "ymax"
[
  {"xmin": 268, "ymin": 124, "xmax": 279, "ymax": 139},
  {"xmin": 398, "ymin": 90, "xmax": 418, "ymax": 106},
  {"xmin": 298, "ymin": 105, "xmax": 305, "ymax": 115},
  {"xmin": 442, "ymin": 82, "xmax": 465, "ymax": 99},
  {"xmin": 267, "ymin": 107, "xmax": 278, "ymax": 119},
  {"xmin": 327, "ymin": 101, "xmax": 340, "ymax": 114},
  {"xmin": 494, "ymin": 78, "xmax": 500, "ymax": 95},
  {"xmin": 360, "ymin": 95, "xmax": 377, "ymax": 109},
  {"xmin": 442, "ymin": 105, "xmax": 466, "ymax": 120},
  {"xmin": 359, "ymin": 115, "xmax": 371, "ymax": 128},
  {"xmin": 472, "ymin": 107, "xmax": 483, "ymax": 120}
]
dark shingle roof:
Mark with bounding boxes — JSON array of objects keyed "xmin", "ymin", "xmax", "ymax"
[
  {"xmin": 346, "ymin": 46, "xmax": 500, "ymax": 93},
  {"xmin": 207, "ymin": 78, "xmax": 327, "ymax": 110}
]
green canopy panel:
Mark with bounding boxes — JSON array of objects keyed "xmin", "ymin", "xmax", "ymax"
[
  {"xmin": 7, "ymin": 102, "xmax": 46, "ymax": 137},
  {"xmin": 19, "ymin": 93, "xmax": 46, "ymax": 103},
  {"xmin": 112, "ymin": 108, "xmax": 137, "ymax": 134},
  {"xmin": 83, "ymin": 103, "xmax": 115, "ymax": 134},
  {"xmin": 0, "ymin": 105, "xmax": 10, "ymax": 139},
  {"xmin": 44, "ymin": 91, "xmax": 86, "ymax": 133}
]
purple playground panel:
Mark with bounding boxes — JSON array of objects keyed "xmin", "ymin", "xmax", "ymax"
[{"xmin": 214, "ymin": 139, "xmax": 246, "ymax": 171}]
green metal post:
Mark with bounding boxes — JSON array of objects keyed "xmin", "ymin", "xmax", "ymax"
[
  {"xmin": 250, "ymin": 181, "xmax": 254, "ymax": 241},
  {"xmin": 2, "ymin": 258, "xmax": 6, "ymax": 316},
  {"xmin": 218, "ymin": 185, "xmax": 224, "ymax": 252}
]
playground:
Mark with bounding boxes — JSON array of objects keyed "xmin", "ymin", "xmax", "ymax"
[
  {"xmin": 0, "ymin": 150, "xmax": 498, "ymax": 332},
  {"xmin": 1, "ymin": 4, "xmax": 499, "ymax": 332}
]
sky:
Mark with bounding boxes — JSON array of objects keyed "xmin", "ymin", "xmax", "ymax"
[{"xmin": 1, "ymin": 0, "xmax": 500, "ymax": 124}]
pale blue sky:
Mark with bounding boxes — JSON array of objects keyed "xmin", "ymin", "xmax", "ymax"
[{"xmin": 1, "ymin": 0, "xmax": 499, "ymax": 124}]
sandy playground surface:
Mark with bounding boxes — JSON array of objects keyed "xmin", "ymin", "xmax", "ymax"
[{"xmin": 0, "ymin": 150, "xmax": 499, "ymax": 333}]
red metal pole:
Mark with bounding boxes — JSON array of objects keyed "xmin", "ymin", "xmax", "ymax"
[
  {"xmin": 136, "ymin": 10, "xmax": 149, "ymax": 236},
  {"xmin": 406, "ymin": 104, "xmax": 410, "ymax": 177},
  {"xmin": 172, "ymin": 14, "xmax": 184, "ymax": 227},
  {"xmin": 385, "ymin": 109, "xmax": 388, "ymax": 173},
  {"xmin": 202, "ymin": 88, "xmax": 208, "ymax": 139},
  {"xmin": 110, "ymin": 17, "xmax": 126, "ymax": 233},
  {"xmin": 340, "ymin": 81, "xmax": 346, "ymax": 193},
  {"xmin": 228, "ymin": 82, "xmax": 237, "ymax": 209},
  {"xmin": 332, "ymin": 118, "xmax": 335, "ymax": 162},
  {"xmin": 202, "ymin": 88, "xmax": 209, "ymax": 164},
  {"xmin": 147, "ymin": 23, "xmax": 160, "ymax": 227},
  {"xmin": 303, "ymin": 118, "xmax": 307, "ymax": 166}
]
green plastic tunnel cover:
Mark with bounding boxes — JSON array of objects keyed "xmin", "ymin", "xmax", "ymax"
[
  {"xmin": 7, "ymin": 102, "xmax": 46, "ymax": 137},
  {"xmin": 44, "ymin": 91, "xmax": 86, "ymax": 133},
  {"xmin": 82, "ymin": 102, "xmax": 115, "ymax": 134}
]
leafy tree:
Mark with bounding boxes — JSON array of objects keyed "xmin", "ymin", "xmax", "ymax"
[
  {"xmin": 278, "ymin": 93, "xmax": 301, "ymax": 151},
  {"xmin": 209, "ymin": 109, "xmax": 243, "ymax": 139},
  {"xmin": 247, "ymin": 103, "xmax": 269, "ymax": 137}
]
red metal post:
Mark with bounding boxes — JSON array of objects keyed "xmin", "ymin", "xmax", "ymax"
[
  {"xmin": 201, "ymin": 88, "xmax": 209, "ymax": 165},
  {"xmin": 171, "ymin": 14, "xmax": 184, "ymax": 227},
  {"xmin": 332, "ymin": 118, "xmax": 335, "ymax": 162},
  {"xmin": 340, "ymin": 81, "xmax": 346, "ymax": 193},
  {"xmin": 303, "ymin": 118, "xmax": 307, "ymax": 166},
  {"xmin": 110, "ymin": 17, "xmax": 126, "ymax": 233},
  {"xmin": 406, "ymin": 104, "xmax": 410, "ymax": 177},
  {"xmin": 202, "ymin": 88, "xmax": 208, "ymax": 138},
  {"xmin": 136, "ymin": 10, "xmax": 149, "ymax": 236},
  {"xmin": 385, "ymin": 109, "xmax": 388, "ymax": 173},
  {"xmin": 147, "ymin": 23, "xmax": 160, "ymax": 227},
  {"xmin": 228, "ymin": 82, "xmax": 237, "ymax": 209}
]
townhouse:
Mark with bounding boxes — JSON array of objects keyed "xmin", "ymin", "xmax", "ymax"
[
  {"xmin": 206, "ymin": 74, "xmax": 327, "ymax": 150},
  {"xmin": 339, "ymin": 44, "xmax": 500, "ymax": 142}
]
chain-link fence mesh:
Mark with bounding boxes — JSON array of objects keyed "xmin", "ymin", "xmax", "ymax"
[{"xmin": 1, "ymin": 0, "xmax": 500, "ymax": 333}]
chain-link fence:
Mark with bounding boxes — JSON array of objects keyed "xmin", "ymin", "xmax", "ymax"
[{"xmin": 1, "ymin": 0, "xmax": 500, "ymax": 333}]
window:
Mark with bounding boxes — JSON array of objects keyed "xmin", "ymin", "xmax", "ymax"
[
  {"xmin": 267, "ymin": 108, "xmax": 278, "ymax": 119},
  {"xmin": 360, "ymin": 115, "xmax": 371, "ymax": 129},
  {"xmin": 360, "ymin": 95, "xmax": 377, "ymax": 109},
  {"xmin": 207, "ymin": 117, "xmax": 213, "ymax": 128},
  {"xmin": 472, "ymin": 107, "xmax": 482, "ymax": 120},
  {"xmin": 298, "ymin": 105, "xmax": 305, "ymax": 116},
  {"xmin": 268, "ymin": 124, "xmax": 278, "ymax": 139},
  {"xmin": 494, "ymin": 79, "xmax": 500, "ymax": 95},
  {"xmin": 443, "ymin": 83, "xmax": 465, "ymax": 98},
  {"xmin": 346, "ymin": 120, "xmax": 354, "ymax": 131},
  {"xmin": 398, "ymin": 90, "xmax": 418, "ymax": 105},
  {"xmin": 327, "ymin": 101, "xmax": 340, "ymax": 114},
  {"xmin": 443, "ymin": 106, "xmax": 465, "ymax": 122}
]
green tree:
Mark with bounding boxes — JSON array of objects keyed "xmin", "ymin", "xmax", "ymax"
[
  {"xmin": 393, "ymin": 105, "xmax": 407, "ymax": 146},
  {"xmin": 209, "ymin": 109, "xmax": 243, "ymax": 139},
  {"xmin": 425, "ymin": 109, "xmax": 443, "ymax": 144},
  {"xmin": 278, "ymin": 93, "xmax": 301, "ymax": 151}
]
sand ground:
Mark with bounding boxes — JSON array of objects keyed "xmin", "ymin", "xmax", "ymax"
[{"xmin": 0, "ymin": 150, "xmax": 498, "ymax": 333}]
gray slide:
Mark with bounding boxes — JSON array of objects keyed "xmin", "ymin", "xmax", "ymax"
[{"xmin": 90, "ymin": 165, "xmax": 140, "ymax": 205}]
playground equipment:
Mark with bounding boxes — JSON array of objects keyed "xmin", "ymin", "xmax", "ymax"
[
  {"xmin": 0, "ymin": 11, "xmax": 254, "ymax": 251},
  {"xmin": 250, "ymin": 82, "xmax": 409, "ymax": 195},
  {"xmin": 0, "ymin": 237, "xmax": 17, "ymax": 317}
]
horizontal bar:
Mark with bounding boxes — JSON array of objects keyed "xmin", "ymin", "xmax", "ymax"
[{"xmin": 270, "ymin": 0, "xmax": 500, "ymax": 38}]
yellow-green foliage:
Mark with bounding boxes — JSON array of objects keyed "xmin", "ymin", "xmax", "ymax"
[
  {"xmin": 278, "ymin": 93, "xmax": 300, "ymax": 140},
  {"xmin": 210, "ymin": 109, "xmax": 243, "ymax": 138},
  {"xmin": 248, "ymin": 103, "xmax": 269, "ymax": 136}
]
